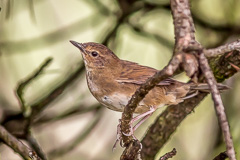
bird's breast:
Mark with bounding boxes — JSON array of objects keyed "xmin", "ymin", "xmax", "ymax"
[
  {"xmin": 85, "ymin": 71, "xmax": 133, "ymax": 112},
  {"xmin": 85, "ymin": 70, "xmax": 167, "ymax": 114},
  {"xmin": 86, "ymin": 71, "xmax": 100, "ymax": 92},
  {"xmin": 100, "ymin": 93, "xmax": 130, "ymax": 112}
]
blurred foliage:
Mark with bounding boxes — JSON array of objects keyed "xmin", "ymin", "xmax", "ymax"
[{"xmin": 0, "ymin": 0, "xmax": 239, "ymax": 160}]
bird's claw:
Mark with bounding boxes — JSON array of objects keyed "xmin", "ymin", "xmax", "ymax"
[
  {"xmin": 112, "ymin": 119, "xmax": 137, "ymax": 151},
  {"xmin": 112, "ymin": 120, "xmax": 124, "ymax": 151},
  {"xmin": 122, "ymin": 129, "xmax": 134, "ymax": 137}
]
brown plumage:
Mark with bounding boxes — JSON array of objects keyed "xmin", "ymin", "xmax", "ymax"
[
  {"xmin": 70, "ymin": 40, "xmax": 230, "ymax": 139},
  {"xmin": 70, "ymin": 41, "xmax": 228, "ymax": 115}
]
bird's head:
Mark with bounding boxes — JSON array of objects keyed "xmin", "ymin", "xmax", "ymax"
[{"xmin": 70, "ymin": 41, "xmax": 119, "ymax": 70}]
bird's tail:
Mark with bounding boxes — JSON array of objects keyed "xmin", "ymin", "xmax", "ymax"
[{"xmin": 190, "ymin": 83, "xmax": 229, "ymax": 92}]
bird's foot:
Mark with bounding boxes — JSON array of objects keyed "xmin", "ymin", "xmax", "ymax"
[
  {"xmin": 122, "ymin": 128, "xmax": 134, "ymax": 137},
  {"xmin": 122, "ymin": 118, "xmax": 138, "ymax": 137},
  {"xmin": 112, "ymin": 108, "xmax": 156, "ymax": 150},
  {"xmin": 112, "ymin": 120, "xmax": 124, "ymax": 151},
  {"xmin": 112, "ymin": 119, "xmax": 137, "ymax": 151}
]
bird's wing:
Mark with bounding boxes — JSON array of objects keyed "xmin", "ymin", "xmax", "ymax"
[{"xmin": 116, "ymin": 60, "xmax": 175, "ymax": 85}]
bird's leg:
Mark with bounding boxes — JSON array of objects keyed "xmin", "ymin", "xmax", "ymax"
[
  {"xmin": 113, "ymin": 107, "xmax": 156, "ymax": 149},
  {"xmin": 123, "ymin": 107, "xmax": 156, "ymax": 136},
  {"xmin": 133, "ymin": 113, "xmax": 153, "ymax": 131},
  {"xmin": 113, "ymin": 118, "xmax": 138, "ymax": 150}
]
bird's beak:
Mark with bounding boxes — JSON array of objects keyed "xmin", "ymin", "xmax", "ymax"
[{"xmin": 70, "ymin": 40, "xmax": 86, "ymax": 54}]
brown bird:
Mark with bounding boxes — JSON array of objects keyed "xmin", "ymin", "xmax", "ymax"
[{"xmin": 70, "ymin": 41, "xmax": 227, "ymax": 134}]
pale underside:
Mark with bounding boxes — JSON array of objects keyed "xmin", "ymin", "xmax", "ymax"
[
  {"xmin": 100, "ymin": 93, "xmax": 165, "ymax": 112},
  {"xmin": 85, "ymin": 60, "xmax": 190, "ymax": 114},
  {"xmin": 86, "ymin": 70, "xmax": 184, "ymax": 114}
]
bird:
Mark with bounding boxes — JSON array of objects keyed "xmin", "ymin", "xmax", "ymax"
[{"xmin": 70, "ymin": 40, "xmax": 228, "ymax": 135}]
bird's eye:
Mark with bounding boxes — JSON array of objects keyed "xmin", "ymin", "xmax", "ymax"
[{"xmin": 91, "ymin": 51, "xmax": 98, "ymax": 57}]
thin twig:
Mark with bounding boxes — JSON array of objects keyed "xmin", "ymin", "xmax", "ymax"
[
  {"xmin": 229, "ymin": 62, "xmax": 240, "ymax": 72},
  {"xmin": 28, "ymin": 64, "xmax": 85, "ymax": 125},
  {"xmin": 199, "ymin": 51, "xmax": 236, "ymax": 160},
  {"xmin": 159, "ymin": 148, "xmax": 177, "ymax": 160},
  {"xmin": 34, "ymin": 104, "xmax": 101, "ymax": 125},
  {"xmin": 0, "ymin": 125, "xmax": 35, "ymax": 160},
  {"xmin": 16, "ymin": 57, "xmax": 53, "ymax": 114},
  {"xmin": 205, "ymin": 39, "xmax": 240, "ymax": 57}
]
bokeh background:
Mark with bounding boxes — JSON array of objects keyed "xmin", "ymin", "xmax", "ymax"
[{"xmin": 0, "ymin": 0, "xmax": 240, "ymax": 159}]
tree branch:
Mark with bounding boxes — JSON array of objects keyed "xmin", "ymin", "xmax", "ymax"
[
  {"xmin": 28, "ymin": 64, "xmax": 85, "ymax": 125},
  {"xmin": 16, "ymin": 57, "xmax": 53, "ymax": 114},
  {"xmin": 141, "ymin": 49, "xmax": 240, "ymax": 159},
  {"xmin": 170, "ymin": 0, "xmax": 195, "ymax": 47},
  {"xmin": 130, "ymin": 0, "xmax": 238, "ymax": 159},
  {"xmin": 141, "ymin": 92, "xmax": 207, "ymax": 159},
  {"xmin": 34, "ymin": 104, "xmax": 101, "ymax": 125},
  {"xmin": 159, "ymin": 148, "xmax": 177, "ymax": 160},
  {"xmin": 2, "ymin": 64, "xmax": 86, "ymax": 140},
  {"xmin": 199, "ymin": 51, "xmax": 236, "ymax": 160},
  {"xmin": 205, "ymin": 39, "xmax": 240, "ymax": 57},
  {"xmin": 0, "ymin": 125, "xmax": 36, "ymax": 160}
]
